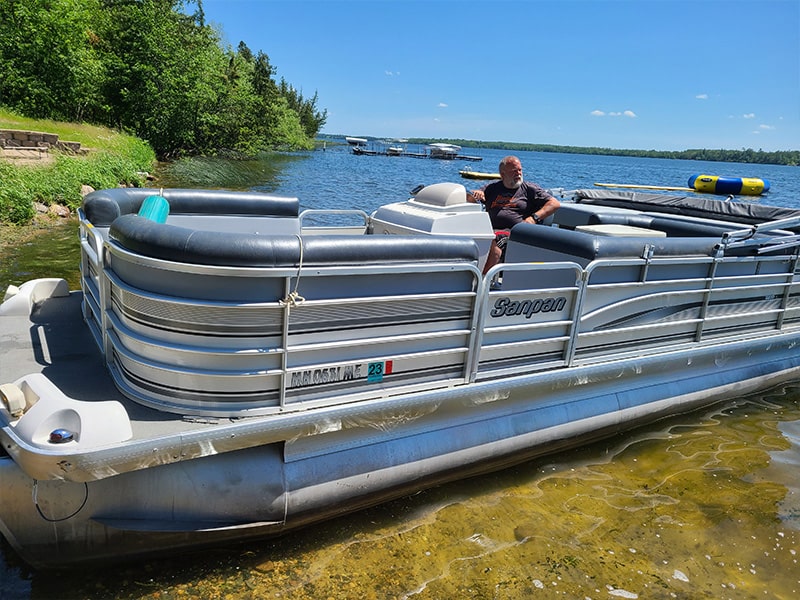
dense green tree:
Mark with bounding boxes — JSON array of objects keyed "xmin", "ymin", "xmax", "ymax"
[
  {"xmin": 204, "ymin": 46, "xmax": 262, "ymax": 154},
  {"xmin": 279, "ymin": 79, "xmax": 327, "ymax": 140},
  {"xmin": 251, "ymin": 49, "xmax": 278, "ymax": 101},
  {"xmin": 96, "ymin": 0, "xmax": 227, "ymax": 155},
  {"xmin": 0, "ymin": 0, "xmax": 106, "ymax": 122},
  {"xmin": 0, "ymin": 0, "xmax": 327, "ymax": 157}
]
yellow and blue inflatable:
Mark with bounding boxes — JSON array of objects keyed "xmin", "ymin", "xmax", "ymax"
[{"xmin": 688, "ymin": 174, "xmax": 770, "ymax": 196}]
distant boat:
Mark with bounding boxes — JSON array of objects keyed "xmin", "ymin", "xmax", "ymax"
[
  {"xmin": 428, "ymin": 143, "xmax": 461, "ymax": 159},
  {"xmin": 345, "ymin": 136, "xmax": 368, "ymax": 146},
  {"xmin": 352, "ymin": 145, "xmax": 377, "ymax": 155},
  {"xmin": 386, "ymin": 139, "xmax": 407, "ymax": 155}
]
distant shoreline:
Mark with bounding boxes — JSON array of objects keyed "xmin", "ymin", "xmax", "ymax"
[{"xmin": 320, "ymin": 135, "xmax": 799, "ymax": 167}]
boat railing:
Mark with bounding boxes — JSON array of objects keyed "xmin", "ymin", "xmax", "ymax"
[
  {"xmin": 78, "ymin": 217, "xmax": 800, "ymax": 417},
  {"xmin": 78, "ymin": 212, "xmax": 109, "ymax": 349},
  {"xmin": 721, "ymin": 232, "xmax": 800, "ymax": 255},
  {"xmin": 761, "ymin": 216, "xmax": 800, "ymax": 232},
  {"xmin": 87, "ymin": 236, "xmax": 483, "ymax": 416},
  {"xmin": 470, "ymin": 262, "xmax": 583, "ymax": 380},
  {"xmin": 471, "ymin": 249, "xmax": 800, "ymax": 381},
  {"xmin": 717, "ymin": 216, "xmax": 800, "ymax": 256},
  {"xmin": 299, "ymin": 208, "xmax": 370, "ymax": 235}
]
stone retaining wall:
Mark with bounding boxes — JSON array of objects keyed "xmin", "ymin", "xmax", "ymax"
[{"xmin": 0, "ymin": 129, "xmax": 83, "ymax": 153}]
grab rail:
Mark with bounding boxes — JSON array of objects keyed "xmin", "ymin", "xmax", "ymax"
[{"xmin": 299, "ymin": 209, "xmax": 370, "ymax": 233}]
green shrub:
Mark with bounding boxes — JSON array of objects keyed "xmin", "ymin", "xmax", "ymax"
[{"xmin": 0, "ymin": 163, "xmax": 35, "ymax": 223}]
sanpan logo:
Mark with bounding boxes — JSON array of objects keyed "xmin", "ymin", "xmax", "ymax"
[{"xmin": 490, "ymin": 296, "xmax": 567, "ymax": 319}]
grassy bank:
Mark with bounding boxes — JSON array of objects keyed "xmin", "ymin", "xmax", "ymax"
[{"xmin": 0, "ymin": 109, "xmax": 156, "ymax": 224}]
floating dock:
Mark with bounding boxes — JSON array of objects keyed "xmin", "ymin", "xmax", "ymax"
[{"xmin": 351, "ymin": 141, "xmax": 482, "ymax": 161}]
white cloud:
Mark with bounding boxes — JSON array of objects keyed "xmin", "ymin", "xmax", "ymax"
[
  {"xmin": 437, "ymin": 102, "xmax": 448, "ymax": 108},
  {"xmin": 743, "ymin": 113, "xmax": 756, "ymax": 119},
  {"xmin": 593, "ymin": 110, "xmax": 636, "ymax": 118},
  {"xmin": 759, "ymin": 124, "xmax": 775, "ymax": 130},
  {"xmin": 385, "ymin": 70, "xmax": 399, "ymax": 76},
  {"xmin": 696, "ymin": 94, "xmax": 708, "ymax": 100}
]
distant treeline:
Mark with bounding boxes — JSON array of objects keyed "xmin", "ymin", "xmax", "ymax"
[
  {"xmin": 407, "ymin": 139, "xmax": 799, "ymax": 167},
  {"xmin": 0, "ymin": 0, "xmax": 327, "ymax": 158}
]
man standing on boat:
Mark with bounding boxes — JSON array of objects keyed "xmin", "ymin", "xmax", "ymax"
[{"xmin": 467, "ymin": 155, "xmax": 560, "ymax": 274}]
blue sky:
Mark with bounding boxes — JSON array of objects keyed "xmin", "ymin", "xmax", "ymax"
[{"xmin": 199, "ymin": 0, "xmax": 799, "ymax": 151}]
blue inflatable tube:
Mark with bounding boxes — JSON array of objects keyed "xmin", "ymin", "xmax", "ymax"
[{"xmin": 688, "ymin": 174, "xmax": 770, "ymax": 196}]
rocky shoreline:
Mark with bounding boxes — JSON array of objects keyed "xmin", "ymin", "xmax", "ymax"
[{"xmin": 0, "ymin": 205, "xmax": 75, "ymax": 253}]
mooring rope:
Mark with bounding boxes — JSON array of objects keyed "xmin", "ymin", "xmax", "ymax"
[{"xmin": 279, "ymin": 234, "xmax": 306, "ymax": 312}]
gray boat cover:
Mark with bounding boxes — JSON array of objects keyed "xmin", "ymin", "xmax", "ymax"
[{"xmin": 575, "ymin": 189, "xmax": 800, "ymax": 229}]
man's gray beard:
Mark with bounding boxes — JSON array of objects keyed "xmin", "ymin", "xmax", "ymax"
[{"xmin": 507, "ymin": 178, "xmax": 522, "ymax": 189}]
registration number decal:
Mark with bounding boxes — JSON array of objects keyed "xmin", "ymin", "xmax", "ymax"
[
  {"xmin": 289, "ymin": 360, "xmax": 394, "ymax": 388},
  {"xmin": 367, "ymin": 360, "xmax": 393, "ymax": 382}
]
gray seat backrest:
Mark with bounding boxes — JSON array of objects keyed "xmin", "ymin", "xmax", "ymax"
[
  {"xmin": 109, "ymin": 215, "xmax": 479, "ymax": 267},
  {"xmin": 83, "ymin": 187, "xmax": 300, "ymax": 226}
]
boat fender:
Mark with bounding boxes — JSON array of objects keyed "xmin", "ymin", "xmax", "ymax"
[
  {"xmin": 0, "ymin": 383, "xmax": 26, "ymax": 417},
  {"xmin": 688, "ymin": 174, "xmax": 770, "ymax": 196},
  {"xmin": 138, "ymin": 194, "xmax": 170, "ymax": 223}
]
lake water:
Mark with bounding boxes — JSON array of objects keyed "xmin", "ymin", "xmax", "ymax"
[{"xmin": 2, "ymin": 146, "xmax": 800, "ymax": 599}]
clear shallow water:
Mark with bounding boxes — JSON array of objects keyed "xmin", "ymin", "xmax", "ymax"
[{"xmin": 2, "ymin": 147, "xmax": 800, "ymax": 599}]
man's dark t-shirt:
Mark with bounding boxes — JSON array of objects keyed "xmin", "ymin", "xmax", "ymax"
[{"xmin": 480, "ymin": 181, "xmax": 552, "ymax": 231}]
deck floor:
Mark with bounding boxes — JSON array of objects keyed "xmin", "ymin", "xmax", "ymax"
[
  {"xmin": 1, "ymin": 292, "xmax": 118, "ymax": 397},
  {"xmin": 0, "ymin": 292, "xmax": 215, "ymax": 437}
]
